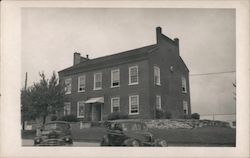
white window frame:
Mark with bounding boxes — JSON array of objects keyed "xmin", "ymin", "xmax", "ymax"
[
  {"xmin": 129, "ymin": 95, "xmax": 139, "ymax": 115},
  {"xmin": 181, "ymin": 77, "xmax": 187, "ymax": 93},
  {"xmin": 111, "ymin": 97, "xmax": 120, "ymax": 112},
  {"xmin": 64, "ymin": 102, "xmax": 71, "ymax": 116},
  {"xmin": 94, "ymin": 72, "xmax": 102, "ymax": 90},
  {"xmin": 78, "ymin": 75, "xmax": 86, "ymax": 92},
  {"xmin": 156, "ymin": 95, "xmax": 162, "ymax": 109},
  {"xmin": 129, "ymin": 65, "xmax": 139, "ymax": 85},
  {"xmin": 183, "ymin": 100, "xmax": 188, "ymax": 115},
  {"xmin": 154, "ymin": 66, "xmax": 161, "ymax": 86},
  {"xmin": 111, "ymin": 69, "xmax": 120, "ymax": 88},
  {"xmin": 77, "ymin": 101, "xmax": 85, "ymax": 118},
  {"xmin": 64, "ymin": 78, "xmax": 72, "ymax": 94}
]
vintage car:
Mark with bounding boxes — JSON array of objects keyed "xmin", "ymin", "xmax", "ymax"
[
  {"xmin": 34, "ymin": 121, "xmax": 73, "ymax": 146},
  {"xmin": 100, "ymin": 120, "xmax": 167, "ymax": 147}
]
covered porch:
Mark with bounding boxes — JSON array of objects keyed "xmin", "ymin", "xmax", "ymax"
[{"xmin": 85, "ymin": 97, "xmax": 104, "ymax": 121}]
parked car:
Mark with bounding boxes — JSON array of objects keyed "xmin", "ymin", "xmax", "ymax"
[
  {"xmin": 34, "ymin": 121, "xmax": 73, "ymax": 146},
  {"xmin": 100, "ymin": 120, "xmax": 167, "ymax": 147}
]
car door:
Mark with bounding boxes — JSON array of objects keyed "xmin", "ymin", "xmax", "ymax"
[{"xmin": 108, "ymin": 123, "xmax": 126, "ymax": 146}]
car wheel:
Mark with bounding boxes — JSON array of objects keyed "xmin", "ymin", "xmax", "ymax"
[
  {"xmin": 131, "ymin": 140, "xmax": 140, "ymax": 147},
  {"xmin": 100, "ymin": 136, "xmax": 110, "ymax": 146},
  {"xmin": 158, "ymin": 140, "xmax": 168, "ymax": 147}
]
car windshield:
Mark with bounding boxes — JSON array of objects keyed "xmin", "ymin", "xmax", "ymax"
[
  {"xmin": 44, "ymin": 123, "xmax": 69, "ymax": 131},
  {"xmin": 121, "ymin": 122, "xmax": 147, "ymax": 131}
]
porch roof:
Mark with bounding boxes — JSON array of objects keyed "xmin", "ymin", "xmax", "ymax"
[{"xmin": 85, "ymin": 97, "xmax": 104, "ymax": 104}]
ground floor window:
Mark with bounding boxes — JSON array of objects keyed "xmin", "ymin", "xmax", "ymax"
[
  {"xmin": 64, "ymin": 102, "xmax": 71, "ymax": 116},
  {"xmin": 77, "ymin": 101, "xmax": 85, "ymax": 118},
  {"xmin": 129, "ymin": 95, "xmax": 139, "ymax": 115},
  {"xmin": 156, "ymin": 95, "xmax": 161, "ymax": 109},
  {"xmin": 183, "ymin": 100, "xmax": 188, "ymax": 115},
  {"xmin": 111, "ymin": 97, "xmax": 120, "ymax": 112}
]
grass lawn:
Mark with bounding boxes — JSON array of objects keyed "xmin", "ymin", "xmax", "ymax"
[
  {"xmin": 149, "ymin": 127, "xmax": 236, "ymax": 146},
  {"xmin": 71, "ymin": 126, "xmax": 235, "ymax": 146},
  {"xmin": 22, "ymin": 126, "xmax": 236, "ymax": 146}
]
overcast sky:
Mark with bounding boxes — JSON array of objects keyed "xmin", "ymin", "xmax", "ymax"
[{"xmin": 21, "ymin": 8, "xmax": 236, "ymax": 116}]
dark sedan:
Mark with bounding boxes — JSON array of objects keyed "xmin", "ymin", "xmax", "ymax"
[
  {"xmin": 34, "ymin": 121, "xmax": 73, "ymax": 146},
  {"xmin": 100, "ymin": 120, "xmax": 167, "ymax": 147}
]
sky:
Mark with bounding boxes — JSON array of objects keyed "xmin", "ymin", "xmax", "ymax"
[{"xmin": 21, "ymin": 8, "xmax": 236, "ymax": 116}]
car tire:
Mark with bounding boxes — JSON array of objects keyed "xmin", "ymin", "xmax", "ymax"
[
  {"xmin": 131, "ymin": 140, "xmax": 140, "ymax": 147},
  {"xmin": 159, "ymin": 140, "xmax": 167, "ymax": 147},
  {"xmin": 100, "ymin": 136, "xmax": 110, "ymax": 146}
]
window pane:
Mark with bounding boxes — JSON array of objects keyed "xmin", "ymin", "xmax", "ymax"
[
  {"xmin": 129, "ymin": 66, "xmax": 138, "ymax": 84},
  {"xmin": 113, "ymin": 71, "xmax": 119, "ymax": 81},
  {"xmin": 78, "ymin": 101, "xmax": 85, "ymax": 118},
  {"xmin": 78, "ymin": 76, "xmax": 85, "ymax": 91},
  {"xmin": 156, "ymin": 95, "xmax": 161, "ymax": 109},
  {"xmin": 182, "ymin": 77, "xmax": 187, "ymax": 93},
  {"xmin": 112, "ymin": 70, "xmax": 120, "ymax": 87},
  {"xmin": 64, "ymin": 103, "xmax": 71, "ymax": 116},
  {"xmin": 130, "ymin": 95, "xmax": 139, "ymax": 114},
  {"xmin": 65, "ymin": 78, "xmax": 72, "ymax": 94},
  {"xmin": 183, "ymin": 101, "xmax": 188, "ymax": 114},
  {"xmin": 154, "ymin": 66, "xmax": 160, "ymax": 85},
  {"xmin": 111, "ymin": 97, "xmax": 120, "ymax": 112},
  {"xmin": 94, "ymin": 73, "xmax": 102, "ymax": 89}
]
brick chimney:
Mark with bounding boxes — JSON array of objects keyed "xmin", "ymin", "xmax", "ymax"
[
  {"xmin": 73, "ymin": 52, "xmax": 81, "ymax": 65},
  {"xmin": 156, "ymin": 27, "xmax": 162, "ymax": 44},
  {"xmin": 174, "ymin": 38, "xmax": 179, "ymax": 46},
  {"xmin": 174, "ymin": 38, "xmax": 180, "ymax": 55}
]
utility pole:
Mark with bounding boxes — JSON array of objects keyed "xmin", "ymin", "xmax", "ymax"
[
  {"xmin": 22, "ymin": 72, "xmax": 28, "ymax": 130},
  {"xmin": 24, "ymin": 72, "xmax": 28, "ymax": 90}
]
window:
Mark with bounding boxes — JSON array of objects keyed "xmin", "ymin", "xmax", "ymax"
[
  {"xmin": 77, "ymin": 101, "xmax": 85, "ymax": 118},
  {"xmin": 181, "ymin": 77, "xmax": 187, "ymax": 93},
  {"xmin": 111, "ymin": 97, "xmax": 120, "ymax": 112},
  {"xmin": 94, "ymin": 72, "xmax": 102, "ymax": 90},
  {"xmin": 64, "ymin": 102, "xmax": 71, "ymax": 116},
  {"xmin": 78, "ymin": 75, "xmax": 86, "ymax": 92},
  {"xmin": 154, "ymin": 66, "xmax": 161, "ymax": 85},
  {"xmin": 156, "ymin": 95, "xmax": 161, "ymax": 109},
  {"xmin": 183, "ymin": 101, "xmax": 188, "ymax": 115},
  {"xmin": 129, "ymin": 95, "xmax": 139, "ymax": 115},
  {"xmin": 65, "ymin": 78, "xmax": 72, "ymax": 94},
  {"xmin": 129, "ymin": 66, "xmax": 138, "ymax": 85},
  {"xmin": 111, "ymin": 69, "xmax": 120, "ymax": 88}
]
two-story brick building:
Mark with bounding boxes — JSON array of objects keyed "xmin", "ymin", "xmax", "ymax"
[{"xmin": 58, "ymin": 27, "xmax": 191, "ymax": 121}]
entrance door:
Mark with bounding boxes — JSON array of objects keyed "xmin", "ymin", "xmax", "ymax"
[{"xmin": 91, "ymin": 104, "xmax": 101, "ymax": 121}]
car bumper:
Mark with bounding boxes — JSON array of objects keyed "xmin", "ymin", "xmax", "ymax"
[{"xmin": 35, "ymin": 139, "xmax": 67, "ymax": 146}]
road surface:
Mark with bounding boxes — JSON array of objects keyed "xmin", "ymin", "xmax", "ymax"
[{"xmin": 22, "ymin": 139, "xmax": 100, "ymax": 147}]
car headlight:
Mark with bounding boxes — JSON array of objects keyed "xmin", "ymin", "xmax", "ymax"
[{"xmin": 35, "ymin": 139, "xmax": 40, "ymax": 143}]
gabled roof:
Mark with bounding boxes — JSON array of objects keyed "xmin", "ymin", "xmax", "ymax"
[{"xmin": 59, "ymin": 44, "xmax": 158, "ymax": 75}]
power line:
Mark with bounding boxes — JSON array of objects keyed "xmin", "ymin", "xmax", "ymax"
[{"xmin": 190, "ymin": 70, "xmax": 236, "ymax": 76}]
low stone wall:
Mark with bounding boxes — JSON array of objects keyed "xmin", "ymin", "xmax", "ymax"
[{"xmin": 143, "ymin": 119, "xmax": 231, "ymax": 129}]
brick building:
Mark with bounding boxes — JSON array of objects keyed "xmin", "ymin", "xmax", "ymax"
[{"xmin": 58, "ymin": 27, "xmax": 191, "ymax": 121}]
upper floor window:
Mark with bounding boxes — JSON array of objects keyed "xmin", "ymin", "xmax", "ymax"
[
  {"xmin": 64, "ymin": 78, "xmax": 72, "ymax": 94},
  {"xmin": 78, "ymin": 75, "xmax": 86, "ymax": 92},
  {"xmin": 111, "ymin": 69, "xmax": 120, "ymax": 88},
  {"xmin": 183, "ymin": 100, "xmax": 188, "ymax": 115},
  {"xmin": 129, "ymin": 66, "xmax": 138, "ymax": 85},
  {"xmin": 156, "ymin": 95, "xmax": 161, "ymax": 109},
  {"xmin": 154, "ymin": 66, "xmax": 161, "ymax": 85},
  {"xmin": 94, "ymin": 72, "xmax": 102, "ymax": 90},
  {"xmin": 111, "ymin": 97, "xmax": 120, "ymax": 112},
  {"xmin": 64, "ymin": 102, "xmax": 71, "ymax": 116},
  {"xmin": 129, "ymin": 95, "xmax": 139, "ymax": 115},
  {"xmin": 77, "ymin": 101, "xmax": 85, "ymax": 118},
  {"xmin": 181, "ymin": 77, "xmax": 187, "ymax": 93}
]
